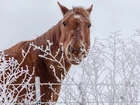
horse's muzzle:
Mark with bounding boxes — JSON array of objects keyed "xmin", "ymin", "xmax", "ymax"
[{"xmin": 66, "ymin": 44, "xmax": 86, "ymax": 65}]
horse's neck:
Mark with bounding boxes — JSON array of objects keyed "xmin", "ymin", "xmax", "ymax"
[
  {"xmin": 33, "ymin": 21, "xmax": 71, "ymax": 72},
  {"xmin": 35, "ymin": 22, "xmax": 61, "ymax": 45}
]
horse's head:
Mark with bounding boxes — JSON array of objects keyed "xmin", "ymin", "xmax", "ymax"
[{"xmin": 58, "ymin": 2, "xmax": 93, "ymax": 65}]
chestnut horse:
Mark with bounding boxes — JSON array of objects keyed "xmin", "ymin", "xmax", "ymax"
[{"xmin": 3, "ymin": 2, "xmax": 93, "ymax": 104}]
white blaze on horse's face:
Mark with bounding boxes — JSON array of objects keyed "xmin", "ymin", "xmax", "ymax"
[{"xmin": 58, "ymin": 2, "xmax": 93, "ymax": 65}]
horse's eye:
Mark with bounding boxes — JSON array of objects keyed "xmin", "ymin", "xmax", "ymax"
[
  {"xmin": 88, "ymin": 24, "xmax": 91, "ymax": 28},
  {"xmin": 63, "ymin": 22, "xmax": 66, "ymax": 26}
]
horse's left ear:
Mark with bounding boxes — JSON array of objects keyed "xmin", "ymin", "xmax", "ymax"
[
  {"xmin": 86, "ymin": 4, "xmax": 93, "ymax": 14},
  {"xmin": 57, "ymin": 2, "xmax": 69, "ymax": 16}
]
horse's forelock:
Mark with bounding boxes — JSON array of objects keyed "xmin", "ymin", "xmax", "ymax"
[
  {"xmin": 63, "ymin": 7, "xmax": 90, "ymax": 22},
  {"xmin": 72, "ymin": 7, "xmax": 90, "ymax": 18}
]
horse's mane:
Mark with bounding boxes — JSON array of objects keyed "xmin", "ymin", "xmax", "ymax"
[{"xmin": 33, "ymin": 22, "xmax": 61, "ymax": 47}]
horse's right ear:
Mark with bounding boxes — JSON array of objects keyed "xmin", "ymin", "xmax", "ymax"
[{"xmin": 57, "ymin": 2, "xmax": 69, "ymax": 16}]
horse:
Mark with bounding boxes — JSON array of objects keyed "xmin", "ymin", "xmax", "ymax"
[{"xmin": 2, "ymin": 2, "xmax": 93, "ymax": 104}]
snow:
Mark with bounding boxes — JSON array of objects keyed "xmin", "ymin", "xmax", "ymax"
[{"xmin": 73, "ymin": 15, "xmax": 81, "ymax": 19}]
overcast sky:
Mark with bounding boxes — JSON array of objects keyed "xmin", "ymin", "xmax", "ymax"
[{"xmin": 0, "ymin": 0, "xmax": 140, "ymax": 50}]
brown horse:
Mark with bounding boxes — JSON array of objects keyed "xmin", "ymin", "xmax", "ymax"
[{"xmin": 3, "ymin": 2, "xmax": 93, "ymax": 104}]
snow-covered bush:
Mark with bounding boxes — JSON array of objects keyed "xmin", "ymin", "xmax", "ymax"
[
  {"xmin": 0, "ymin": 49, "xmax": 35, "ymax": 105},
  {"xmin": 58, "ymin": 30, "xmax": 140, "ymax": 105}
]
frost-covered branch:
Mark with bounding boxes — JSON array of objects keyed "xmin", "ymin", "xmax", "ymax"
[
  {"xmin": 58, "ymin": 31, "xmax": 140, "ymax": 105},
  {"xmin": 0, "ymin": 47, "xmax": 35, "ymax": 105}
]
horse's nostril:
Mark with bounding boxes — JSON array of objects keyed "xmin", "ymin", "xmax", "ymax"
[
  {"xmin": 68, "ymin": 44, "xmax": 85, "ymax": 54},
  {"xmin": 82, "ymin": 51, "xmax": 86, "ymax": 56},
  {"xmin": 79, "ymin": 45, "xmax": 84, "ymax": 53},
  {"xmin": 79, "ymin": 59, "xmax": 82, "ymax": 62},
  {"xmin": 68, "ymin": 45, "xmax": 73, "ymax": 53},
  {"xmin": 81, "ymin": 45, "xmax": 84, "ymax": 49}
]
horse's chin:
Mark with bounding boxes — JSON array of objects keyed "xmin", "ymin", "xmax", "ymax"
[
  {"xmin": 66, "ymin": 56, "xmax": 82, "ymax": 65},
  {"xmin": 68, "ymin": 60, "xmax": 81, "ymax": 65},
  {"xmin": 65, "ymin": 53, "xmax": 83, "ymax": 65}
]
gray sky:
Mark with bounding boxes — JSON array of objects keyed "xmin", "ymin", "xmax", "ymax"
[{"xmin": 1, "ymin": 0, "xmax": 140, "ymax": 50}]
